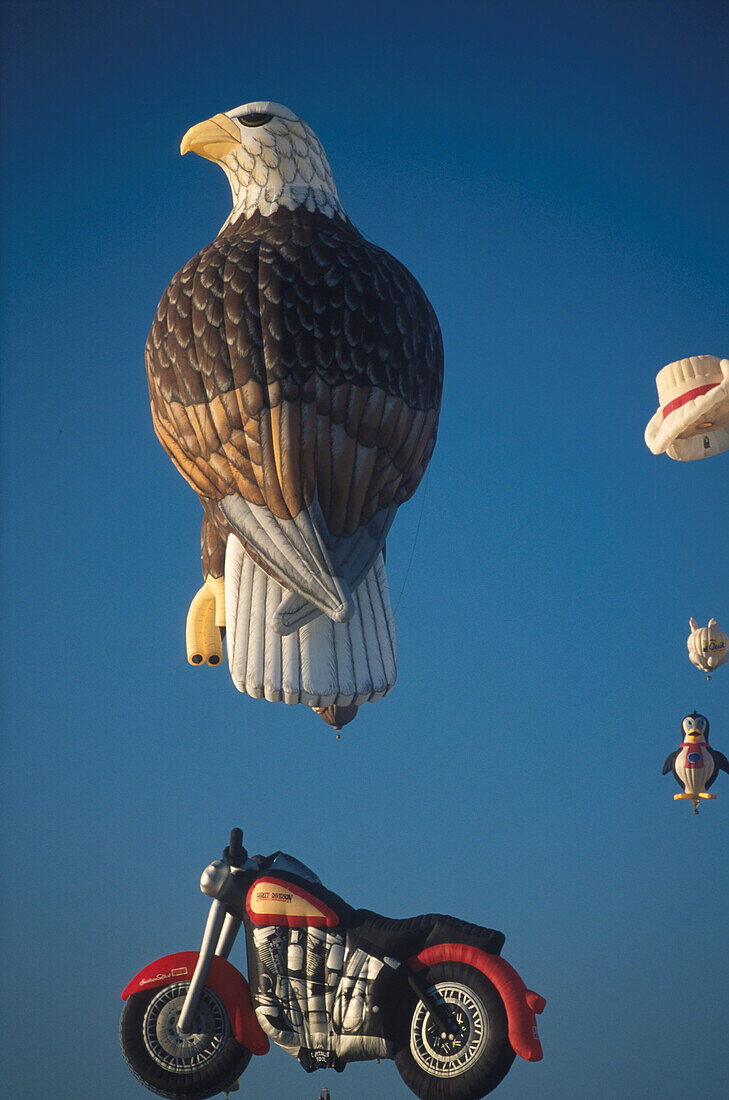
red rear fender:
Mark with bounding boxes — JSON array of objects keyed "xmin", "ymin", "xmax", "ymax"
[
  {"xmin": 409, "ymin": 943, "xmax": 545, "ymax": 1062},
  {"xmin": 121, "ymin": 951, "xmax": 269, "ymax": 1056}
]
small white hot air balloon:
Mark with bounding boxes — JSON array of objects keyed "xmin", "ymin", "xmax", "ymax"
[
  {"xmin": 687, "ymin": 618, "xmax": 729, "ymax": 679},
  {"xmin": 645, "ymin": 355, "xmax": 729, "ymax": 460}
]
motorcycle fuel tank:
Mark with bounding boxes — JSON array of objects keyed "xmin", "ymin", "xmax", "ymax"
[{"xmin": 247, "ymin": 876, "xmax": 341, "ymax": 929}]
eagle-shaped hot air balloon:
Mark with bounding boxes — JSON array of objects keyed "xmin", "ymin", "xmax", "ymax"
[
  {"xmin": 687, "ymin": 617, "xmax": 728, "ymax": 680},
  {"xmin": 645, "ymin": 355, "xmax": 729, "ymax": 460},
  {"xmin": 146, "ymin": 101, "xmax": 443, "ymax": 728},
  {"xmin": 662, "ymin": 712, "xmax": 729, "ymax": 814}
]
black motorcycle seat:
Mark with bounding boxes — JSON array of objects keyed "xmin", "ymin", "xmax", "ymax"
[
  {"xmin": 251, "ymin": 869, "xmax": 505, "ymax": 961},
  {"xmin": 348, "ymin": 909, "xmax": 505, "ymax": 960}
]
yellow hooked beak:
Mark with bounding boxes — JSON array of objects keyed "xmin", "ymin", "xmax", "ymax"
[
  {"xmin": 686, "ymin": 731, "xmax": 702, "ymax": 742},
  {"xmin": 180, "ymin": 113, "xmax": 241, "ymax": 162}
]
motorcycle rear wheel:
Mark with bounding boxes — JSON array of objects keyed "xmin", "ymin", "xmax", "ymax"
[
  {"xmin": 394, "ymin": 961, "xmax": 515, "ymax": 1100},
  {"xmin": 120, "ymin": 981, "xmax": 252, "ymax": 1099}
]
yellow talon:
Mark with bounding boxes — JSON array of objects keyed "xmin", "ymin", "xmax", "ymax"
[{"xmin": 186, "ymin": 577, "xmax": 225, "ymax": 666}]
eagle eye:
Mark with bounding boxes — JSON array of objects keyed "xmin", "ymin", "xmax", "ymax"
[{"xmin": 238, "ymin": 112, "xmax": 273, "ymax": 128}]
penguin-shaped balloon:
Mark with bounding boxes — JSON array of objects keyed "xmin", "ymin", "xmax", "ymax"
[{"xmin": 662, "ymin": 712, "xmax": 729, "ymax": 814}]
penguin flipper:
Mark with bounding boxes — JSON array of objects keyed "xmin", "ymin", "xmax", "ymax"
[
  {"xmin": 712, "ymin": 749, "xmax": 729, "ymax": 775},
  {"xmin": 662, "ymin": 751, "xmax": 679, "ymax": 776}
]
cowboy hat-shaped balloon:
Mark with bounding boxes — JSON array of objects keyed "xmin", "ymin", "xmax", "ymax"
[{"xmin": 645, "ymin": 355, "xmax": 729, "ymax": 461}]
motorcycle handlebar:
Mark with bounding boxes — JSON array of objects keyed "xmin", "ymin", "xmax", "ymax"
[{"xmin": 225, "ymin": 827, "xmax": 247, "ymax": 867}]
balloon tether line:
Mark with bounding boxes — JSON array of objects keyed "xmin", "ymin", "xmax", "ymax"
[{"xmin": 393, "ymin": 467, "xmax": 430, "ymax": 615}]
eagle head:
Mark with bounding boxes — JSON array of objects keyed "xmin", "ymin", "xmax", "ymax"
[{"xmin": 180, "ymin": 100, "xmax": 344, "ymax": 222}]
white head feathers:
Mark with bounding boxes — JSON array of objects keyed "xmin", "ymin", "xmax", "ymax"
[{"xmin": 181, "ymin": 101, "xmax": 344, "ymax": 225}]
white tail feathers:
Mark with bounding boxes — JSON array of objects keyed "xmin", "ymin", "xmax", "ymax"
[{"xmin": 224, "ymin": 535, "xmax": 396, "ymax": 707}]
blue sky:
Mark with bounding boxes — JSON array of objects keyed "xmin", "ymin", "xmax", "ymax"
[{"xmin": 2, "ymin": 1, "xmax": 728, "ymax": 1097}]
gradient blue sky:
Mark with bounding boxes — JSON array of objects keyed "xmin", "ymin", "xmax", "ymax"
[{"xmin": 2, "ymin": 2, "xmax": 729, "ymax": 1097}]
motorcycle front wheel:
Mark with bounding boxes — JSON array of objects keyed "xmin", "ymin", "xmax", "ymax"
[
  {"xmin": 394, "ymin": 962, "xmax": 515, "ymax": 1100},
  {"xmin": 120, "ymin": 981, "xmax": 252, "ymax": 1099}
]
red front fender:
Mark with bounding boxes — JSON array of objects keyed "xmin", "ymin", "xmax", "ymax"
[
  {"xmin": 121, "ymin": 951, "xmax": 269, "ymax": 1056},
  {"xmin": 409, "ymin": 943, "xmax": 545, "ymax": 1062}
]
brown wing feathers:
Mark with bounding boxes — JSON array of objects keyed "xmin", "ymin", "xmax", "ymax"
[{"xmin": 146, "ymin": 206, "xmax": 443, "ymax": 581}]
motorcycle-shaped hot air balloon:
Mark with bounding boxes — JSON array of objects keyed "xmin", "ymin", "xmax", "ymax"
[
  {"xmin": 146, "ymin": 101, "xmax": 443, "ymax": 729},
  {"xmin": 687, "ymin": 618, "xmax": 729, "ymax": 679},
  {"xmin": 120, "ymin": 829, "xmax": 544, "ymax": 1100},
  {"xmin": 645, "ymin": 355, "xmax": 729, "ymax": 460},
  {"xmin": 662, "ymin": 713, "xmax": 729, "ymax": 814}
]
